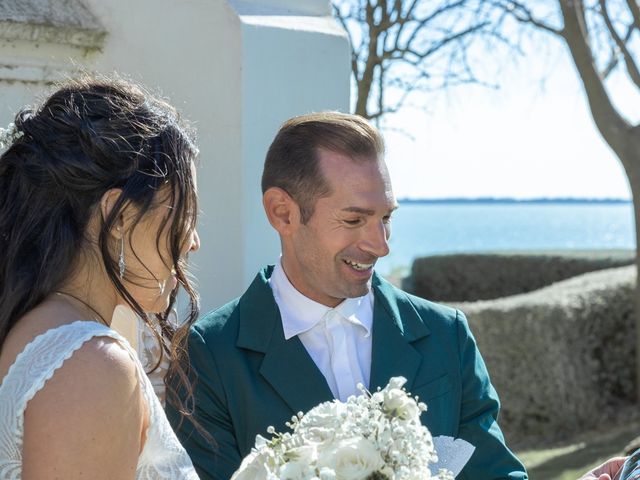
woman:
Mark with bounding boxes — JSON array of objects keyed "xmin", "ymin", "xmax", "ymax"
[{"xmin": 0, "ymin": 76, "xmax": 201, "ymax": 479}]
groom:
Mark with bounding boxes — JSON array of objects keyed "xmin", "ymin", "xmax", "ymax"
[{"xmin": 167, "ymin": 112, "xmax": 527, "ymax": 479}]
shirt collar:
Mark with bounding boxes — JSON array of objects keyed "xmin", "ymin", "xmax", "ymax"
[
  {"xmin": 335, "ymin": 294, "xmax": 373, "ymax": 337},
  {"xmin": 269, "ymin": 260, "xmax": 373, "ymax": 340}
]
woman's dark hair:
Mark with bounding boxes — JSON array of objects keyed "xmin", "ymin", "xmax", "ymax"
[{"xmin": 0, "ymin": 75, "xmax": 199, "ymax": 420}]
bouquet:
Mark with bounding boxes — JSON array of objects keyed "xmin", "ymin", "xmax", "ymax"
[{"xmin": 231, "ymin": 377, "xmax": 454, "ymax": 480}]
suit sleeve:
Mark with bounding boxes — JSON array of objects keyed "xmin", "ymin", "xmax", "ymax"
[
  {"xmin": 166, "ymin": 327, "xmax": 242, "ymax": 480},
  {"xmin": 454, "ymin": 309, "xmax": 528, "ymax": 480}
]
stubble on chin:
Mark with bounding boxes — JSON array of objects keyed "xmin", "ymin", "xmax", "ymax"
[{"xmin": 341, "ymin": 277, "xmax": 372, "ymax": 299}]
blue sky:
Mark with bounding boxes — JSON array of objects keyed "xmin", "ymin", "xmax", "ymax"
[{"xmin": 380, "ymin": 37, "xmax": 638, "ymax": 201}]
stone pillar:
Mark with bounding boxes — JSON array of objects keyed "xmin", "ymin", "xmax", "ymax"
[{"xmin": 231, "ymin": 0, "xmax": 351, "ymax": 295}]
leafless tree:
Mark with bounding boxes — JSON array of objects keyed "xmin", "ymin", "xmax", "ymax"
[
  {"xmin": 486, "ymin": 0, "xmax": 640, "ymax": 399},
  {"xmin": 332, "ymin": 0, "xmax": 511, "ymax": 121},
  {"xmin": 338, "ymin": 0, "xmax": 640, "ymax": 399}
]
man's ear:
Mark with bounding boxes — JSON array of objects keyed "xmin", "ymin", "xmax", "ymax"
[
  {"xmin": 100, "ymin": 188, "xmax": 126, "ymax": 236},
  {"xmin": 263, "ymin": 187, "xmax": 301, "ymax": 236}
]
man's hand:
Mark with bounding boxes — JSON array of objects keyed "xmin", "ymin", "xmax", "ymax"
[{"xmin": 579, "ymin": 457, "xmax": 627, "ymax": 480}]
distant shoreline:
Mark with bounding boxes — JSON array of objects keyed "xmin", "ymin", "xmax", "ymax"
[{"xmin": 398, "ymin": 197, "xmax": 632, "ymax": 205}]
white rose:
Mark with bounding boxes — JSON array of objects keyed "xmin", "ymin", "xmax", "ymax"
[
  {"xmin": 287, "ymin": 444, "xmax": 318, "ymax": 465},
  {"xmin": 383, "ymin": 388, "xmax": 420, "ymax": 420},
  {"xmin": 387, "ymin": 376, "xmax": 408, "ymax": 389},
  {"xmin": 318, "ymin": 467, "xmax": 337, "ymax": 480},
  {"xmin": 255, "ymin": 434, "xmax": 270, "ymax": 448},
  {"xmin": 300, "ymin": 401, "xmax": 345, "ymax": 428},
  {"xmin": 298, "ymin": 401, "xmax": 346, "ymax": 441},
  {"xmin": 231, "ymin": 450, "xmax": 272, "ymax": 480},
  {"xmin": 279, "ymin": 460, "xmax": 313, "ymax": 480},
  {"xmin": 317, "ymin": 437, "xmax": 385, "ymax": 480}
]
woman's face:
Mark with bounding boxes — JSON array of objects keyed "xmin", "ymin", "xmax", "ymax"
[{"xmin": 120, "ymin": 180, "xmax": 199, "ymax": 314}]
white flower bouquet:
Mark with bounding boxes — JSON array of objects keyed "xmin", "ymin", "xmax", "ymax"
[{"xmin": 231, "ymin": 377, "xmax": 454, "ymax": 480}]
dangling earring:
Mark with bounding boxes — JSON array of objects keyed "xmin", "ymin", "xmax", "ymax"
[{"xmin": 118, "ymin": 234, "xmax": 126, "ymax": 280}]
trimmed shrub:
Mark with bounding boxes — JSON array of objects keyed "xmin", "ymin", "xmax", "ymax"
[
  {"xmin": 456, "ymin": 266, "xmax": 636, "ymax": 446},
  {"xmin": 407, "ymin": 250, "xmax": 635, "ymax": 301}
]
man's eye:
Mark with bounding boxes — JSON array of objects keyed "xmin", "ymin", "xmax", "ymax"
[
  {"xmin": 383, "ymin": 215, "xmax": 393, "ymax": 224},
  {"xmin": 344, "ymin": 219, "xmax": 361, "ymax": 225}
]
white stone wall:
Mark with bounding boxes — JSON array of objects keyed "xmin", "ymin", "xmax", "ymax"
[{"xmin": 0, "ymin": 0, "xmax": 350, "ymax": 313}]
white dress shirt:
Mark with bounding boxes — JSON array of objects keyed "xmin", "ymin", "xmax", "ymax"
[{"xmin": 269, "ymin": 261, "xmax": 374, "ymax": 401}]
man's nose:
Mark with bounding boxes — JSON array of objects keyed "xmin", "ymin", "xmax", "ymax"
[{"xmin": 360, "ymin": 220, "xmax": 390, "ymax": 258}]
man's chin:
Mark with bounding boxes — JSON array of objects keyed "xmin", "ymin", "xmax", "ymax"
[{"xmin": 341, "ymin": 278, "xmax": 372, "ymax": 299}]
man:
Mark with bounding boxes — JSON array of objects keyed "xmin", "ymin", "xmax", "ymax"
[{"xmin": 167, "ymin": 112, "xmax": 527, "ymax": 479}]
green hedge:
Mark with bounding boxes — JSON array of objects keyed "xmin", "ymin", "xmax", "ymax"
[
  {"xmin": 456, "ymin": 266, "xmax": 636, "ymax": 446},
  {"xmin": 407, "ymin": 250, "xmax": 635, "ymax": 302}
]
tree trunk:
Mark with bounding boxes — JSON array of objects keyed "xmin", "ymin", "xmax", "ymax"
[
  {"xmin": 558, "ymin": 0, "xmax": 640, "ymax": 399},
  {"xmin": 580, "ymin": 111, "xmax": 640, "ymax": 403},
  {"xmin": 626, "ymin": 164, "xmax": 640, "ymax": 399}
]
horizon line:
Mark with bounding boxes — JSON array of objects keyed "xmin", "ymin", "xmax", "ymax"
[{"xmin": 398, "ymin": 197, "xmax": 633, "ymax": 204}]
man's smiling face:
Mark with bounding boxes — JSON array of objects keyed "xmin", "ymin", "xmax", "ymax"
[{"xmin": 282, "ymin": 148, "xmax": 397, "ymax": 307}]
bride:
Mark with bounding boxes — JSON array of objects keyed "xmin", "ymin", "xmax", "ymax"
[{"xmin": 0, "ymin": 76, "xmax": 201, "ymax": 479}]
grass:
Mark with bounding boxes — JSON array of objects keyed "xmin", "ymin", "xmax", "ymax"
[{"xmin": 515, "ymin": 416, "xmax": 640, "ymax": 480}]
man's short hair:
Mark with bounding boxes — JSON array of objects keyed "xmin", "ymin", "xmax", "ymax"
[{"xmin": 262, "ymin": 111, "xmax": 385, "ymax": 223}]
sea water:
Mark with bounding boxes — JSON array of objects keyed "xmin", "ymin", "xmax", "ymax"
[{"xmin": 376, "ymin": 202, "xmax": 636, "ymax": 276}]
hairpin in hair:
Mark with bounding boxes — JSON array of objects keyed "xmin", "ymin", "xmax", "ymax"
[{"xmin": 0, "ymin": 122, "xmax": 23, "ymax": 152}]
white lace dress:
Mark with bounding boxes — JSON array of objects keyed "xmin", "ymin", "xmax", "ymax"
[{"xmin": 0, "ymin": 321, "xmax": 199, "ymax": 479}]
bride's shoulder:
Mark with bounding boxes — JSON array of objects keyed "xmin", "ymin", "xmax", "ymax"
[
  {"xmin": 5, "ymin": 303, "xmax": 142, "ymax": 402},
  {"xmin": 0, "ymin": 300, "xmax": 132, "ymax": 382},
  {"xmin": 8, "ymin": 308, "xmax": 144, "ymax": 415},
  {"xmin": 0, "ymin": 299, "xmax": 150, "ymax": 477},
  {"xmin": 0, "ymin": 299, "xmax": 145, "ymax": 425},
  {"xmin": 20, "ymin": 325, "xmax": 148, "ymax": 477},
  {"xmin": 28, "ymin": 332, "xmax": 141, "ymax": 408},
  {"xmin": 50, "ymin": 332, "xmax": 139, "ymax": 382}
]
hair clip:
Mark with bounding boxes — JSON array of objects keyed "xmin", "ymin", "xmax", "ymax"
[{"xmin": 0, "ymin": 122, "xmax": 23, "ymax": 152}]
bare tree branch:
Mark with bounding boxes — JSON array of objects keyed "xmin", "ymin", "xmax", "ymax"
[
  {"xmin": 491, "ymin": 0, "xmax": 563, "ymax": 35},
  {"xmin": 598, "ymin": 0, "xmax": 640, "ymax": 88},
  {"xmin": 333, "ymin": 4, "xmax": 361, "ymax": 82},
  {"xmin": 601, "ymin": 22, "xmax": 635, "ymax": 78},
  {"xmin": 625, "ymin": 0, "xmax": 640, "ymax": 30},
  {"xmin": 397, "ymin": 22, "xmax": 489, "ymax": 62},
  {"xmin": 559, "ymin": 0, "xmax": 630, "ymax": 151},
  {"xmin": 400, "ymin": 0, "xmax": 467, "ymax": 50},
  {"xmin": 377, "ymin": 61, "xmax": 385, "ymax": 119},
  {"xmin": 334, "ymin": 0, "xmax": 508, "ymax": 119}
]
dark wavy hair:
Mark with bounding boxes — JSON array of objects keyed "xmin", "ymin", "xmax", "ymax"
[{"xmin": 0, "ymin": 75, "xmax": 199, "ymax": 420}]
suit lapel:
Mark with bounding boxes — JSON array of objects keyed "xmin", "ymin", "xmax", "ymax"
[
  {"xmin": 235, "ymin": 269, "xmax": 429, "ymax": 411},
  {"xmin": 236, "ymin": 267, "xmax": 334, "ymax": 413},
  {"xmin": 369, "ymin": 273, "xmax": 430, "ymax": 392},
  {"xmin": 260, "ymin": 325, "xmax": 334, "ymax": 413}
]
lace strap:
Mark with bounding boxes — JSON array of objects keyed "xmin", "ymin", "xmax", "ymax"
[{"xmin": 0, "ymin": 321, "xmax": 129, "ymax": 414}]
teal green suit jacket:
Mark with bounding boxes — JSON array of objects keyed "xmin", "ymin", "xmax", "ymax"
[{"xmin": 167, "ymin": 267, "xmax": 527, "ymax": 480}]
